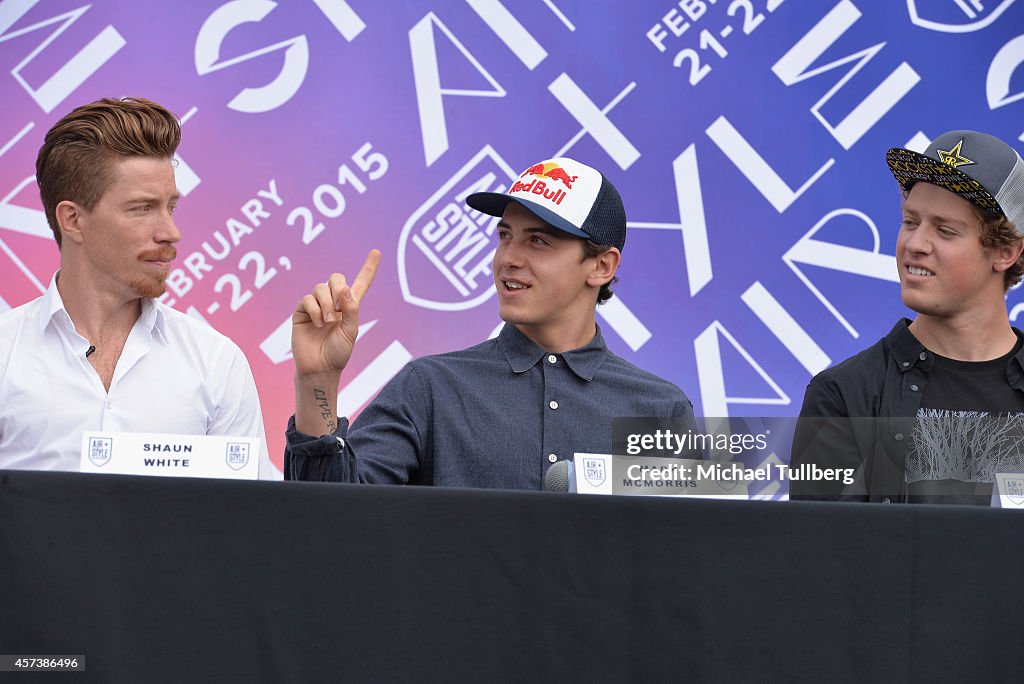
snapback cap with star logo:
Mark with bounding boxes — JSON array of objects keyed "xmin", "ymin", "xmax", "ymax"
[{"xmin": 886, "ymin": 129, "xmax": 1024, "ymax": 234}]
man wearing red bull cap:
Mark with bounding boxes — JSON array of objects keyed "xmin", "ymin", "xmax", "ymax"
[
  {"xmin": 283, "ymin": 157, "xmax": 695, "ymax": 488},
  {"xmin": 791, "ymin": 130, "xmax": 1024, "ymax": 504}
]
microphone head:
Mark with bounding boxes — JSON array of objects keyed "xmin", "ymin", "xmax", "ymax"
[{"xmin": 544, "ymin": 460, "xmax": 572, "ymax": 492}]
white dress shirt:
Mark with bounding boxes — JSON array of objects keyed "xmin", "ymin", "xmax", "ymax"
[{"xmin": 0, "ymin": 274, "xmax": 280, "ymax": 479}]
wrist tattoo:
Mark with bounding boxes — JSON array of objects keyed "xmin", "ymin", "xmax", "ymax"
[{"xmin": 312, "ymin": 388, "xmax": 337, "ymax": 433}]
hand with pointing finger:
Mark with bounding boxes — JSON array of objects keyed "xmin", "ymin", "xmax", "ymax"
[
  {"xmin": 292, "ymin": 249, "xmax": 381, "ymax": 436},
  {"xmin": 292, "ymin": 249, "xmax": 381, "ymax": 378}
]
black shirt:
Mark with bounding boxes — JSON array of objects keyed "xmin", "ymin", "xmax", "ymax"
[
  {"xmin": 906, "ymin": 338, "xmax": 1024, "ymax": 505},
  {"xmin": 792, "ymin": 319, "xmax": 1024, "ymax": 503}
]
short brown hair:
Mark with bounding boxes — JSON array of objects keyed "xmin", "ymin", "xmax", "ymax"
[
  {"xmin": 581, "ymin": 239, "xmax": 618, "ymax": 304},
  {"xmin": 36, "ymin": 97, "xmax": 181, "ymax": 247},
  {"xmin": 974, "ymin": 206, "xmax": 1024, "ymax": 290}
]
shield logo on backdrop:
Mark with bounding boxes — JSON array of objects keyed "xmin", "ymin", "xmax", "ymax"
[
  {"xmin": 906, "ymin": 0, "xmax": 1017, "ymax": 33},
  {"xmin": 397, "ymin": 145, "xmax": 517, "ymax": 311},
  {"xmin": 581, "ymin": 456, "xmax": 606, "ymax": 487},
  {"xmin": 225, "ymin": 442, "xmax": 250, "ymax": 471},
  {"xmin": 88, "ymin": 437, "xmax": 112, "ymax": 467}
]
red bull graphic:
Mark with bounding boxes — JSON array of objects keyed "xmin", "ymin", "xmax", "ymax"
[
  {"xmin": 510, "ymin": 161, "xmax": 577, "ymax": 205},
  {"xmin": 508, "ymin": 179, "xmax": 567, "ymax": 205},
  {"xmin": 520, "ymin": 163, "xmax": 546, "ymax": 177},
  {"xmin": 519, "ymin": 161, "xmax": 578, "ymax": 189},
  {"xmin": 543, "ymin": 166, "xmax": 577, "ymax": 189}
]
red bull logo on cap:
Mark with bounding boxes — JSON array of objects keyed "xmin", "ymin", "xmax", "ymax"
[
  {"xmin": 509, "ymin": 161, "xmax": 577, "ymax": 205},
  {"xmin": 520, "ymin": 162, "xmax": 578, "ymax": 188}
]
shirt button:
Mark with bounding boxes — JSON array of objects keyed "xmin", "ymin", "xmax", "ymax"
[
  {"xmin": 549, "ymin": 400, "xmax": 559, "ymax": 410},
  {"xmin": 882, "ymin": 497, "xmax": 892, "ymax": 504},
  {"xmin": 547, "ymin": 354, "xmax": 557, "ymax": 364},
  {"xmin": 909, "ymin": 384, "xmax": 919, "ymax": 392},
  {"xmin": 106, "ymin": 400, "xmax": 113, "ymax": 410},
  {"xmin": 902, "ymin": 361, "xmax": 910, "ymax": 367},
  {"xmin": 894, "ymin": 433, "xmax": 904, "ymax": 441},
  {"xmin": 919, "ymin": 352, "xmax": 927, "ymax": 361},
  {"xmin": 547, "ymin": 453, "xmax": 557, "ymax": 463}
]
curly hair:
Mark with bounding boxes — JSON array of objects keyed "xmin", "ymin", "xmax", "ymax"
[{"xmin": 36, "ymin": 97, "xmax": 180, "ymax": 247}]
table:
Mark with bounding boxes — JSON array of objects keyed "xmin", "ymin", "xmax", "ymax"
[{"xmin": 2, "ymin": 470, "xmax": 1021, "ymax": 682}]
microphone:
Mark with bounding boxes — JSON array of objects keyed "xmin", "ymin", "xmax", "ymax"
[
  {"xmin": 544, "ymin": 460, "xmax": 573, "ymax": 492},
  {"xmin": 85, "ymin": 345, "xmax": 96, "ymax": 358}
]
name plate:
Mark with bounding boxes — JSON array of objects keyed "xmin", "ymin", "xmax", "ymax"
[
  {"xmin": 81, "ymin": 431, "xmax": 260, "ymax": 480},
  {"xmin": 991, "ymin": 473, "xmax": 1024, "ymax": 509},
  {"xmin": 573, "ymin": 453, "xmax": 750, "ymax": 499}
]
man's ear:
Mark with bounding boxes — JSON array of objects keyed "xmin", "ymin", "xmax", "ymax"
[
  {"xmin": 992, "ymin": 237, "xmax": 1024, "ymax": 274},
  {"xmin": 587, "ymin": 246, "xmax": 621, "ymax": 287},
  {"xmin": 55, "ymin": 200, "xmax": 86, "ymax": 246}
]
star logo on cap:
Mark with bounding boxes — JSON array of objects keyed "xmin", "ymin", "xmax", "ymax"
[{"xmin": 936, "ymin": 139, "xmax": 974, "ymax": 168}]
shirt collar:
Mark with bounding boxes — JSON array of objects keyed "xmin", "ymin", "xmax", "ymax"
[
  {"xmin": 140, "ymin": 296, "xmax": 169, "ymax": 343},
  {"xmin": 886, "ymin": 318, "xmax": 1024, "ymax": 385},
  {"xmin": 40, "ymin": 272, "xmax": 70, "ymax": 335},
  {"xmin": 884, "ymin": 318, "xmax": 928, "ymax": 373},
  {"xmin": 498, "ymin": 323, "xmax": 608, "ymax": 381},
  {"xmin": 38, "ymin": 271, "xmax": 168, "ymax": 343}
]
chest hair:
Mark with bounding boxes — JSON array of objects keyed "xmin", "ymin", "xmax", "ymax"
[{"xmin": 87, "ymin": 337, "xmax": 129, "ymax": 393}]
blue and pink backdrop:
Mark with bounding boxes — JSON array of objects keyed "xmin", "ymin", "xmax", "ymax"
[{"xmin": 3, "ymin": 0, "xmax": 1024, "ymax": 477}]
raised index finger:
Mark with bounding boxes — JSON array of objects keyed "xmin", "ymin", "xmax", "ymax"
[{"xmin": 350, "ymin": 249, "xmax": 381, "ymax": 304}]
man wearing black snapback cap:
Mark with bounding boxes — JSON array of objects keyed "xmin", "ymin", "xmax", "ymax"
[
  {"xmin": 283, "ymin": 157, "xmax": 695, "ymax": 488},
  {"xmin": 791, "ymin": 130, "xmax": 1024, "ymax": 503}
]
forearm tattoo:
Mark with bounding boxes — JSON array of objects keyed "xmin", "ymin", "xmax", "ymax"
[{"xmin": 312, "ymin": 387, "xmax": 337, "ymax": 434}]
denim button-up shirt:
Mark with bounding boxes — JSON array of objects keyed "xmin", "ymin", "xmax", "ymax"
[{"xmin": 285, "ymin": 324, "xmax": 695, "ymax": 489}]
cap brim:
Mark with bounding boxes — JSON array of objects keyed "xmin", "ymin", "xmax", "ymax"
[
  {"xmin": 465, "ymin": 192, "xmax": 591, "ymax": 240},
  {"xmin": 886, "ymin": 147, "xmax": 1003, "ymax": 216}
]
